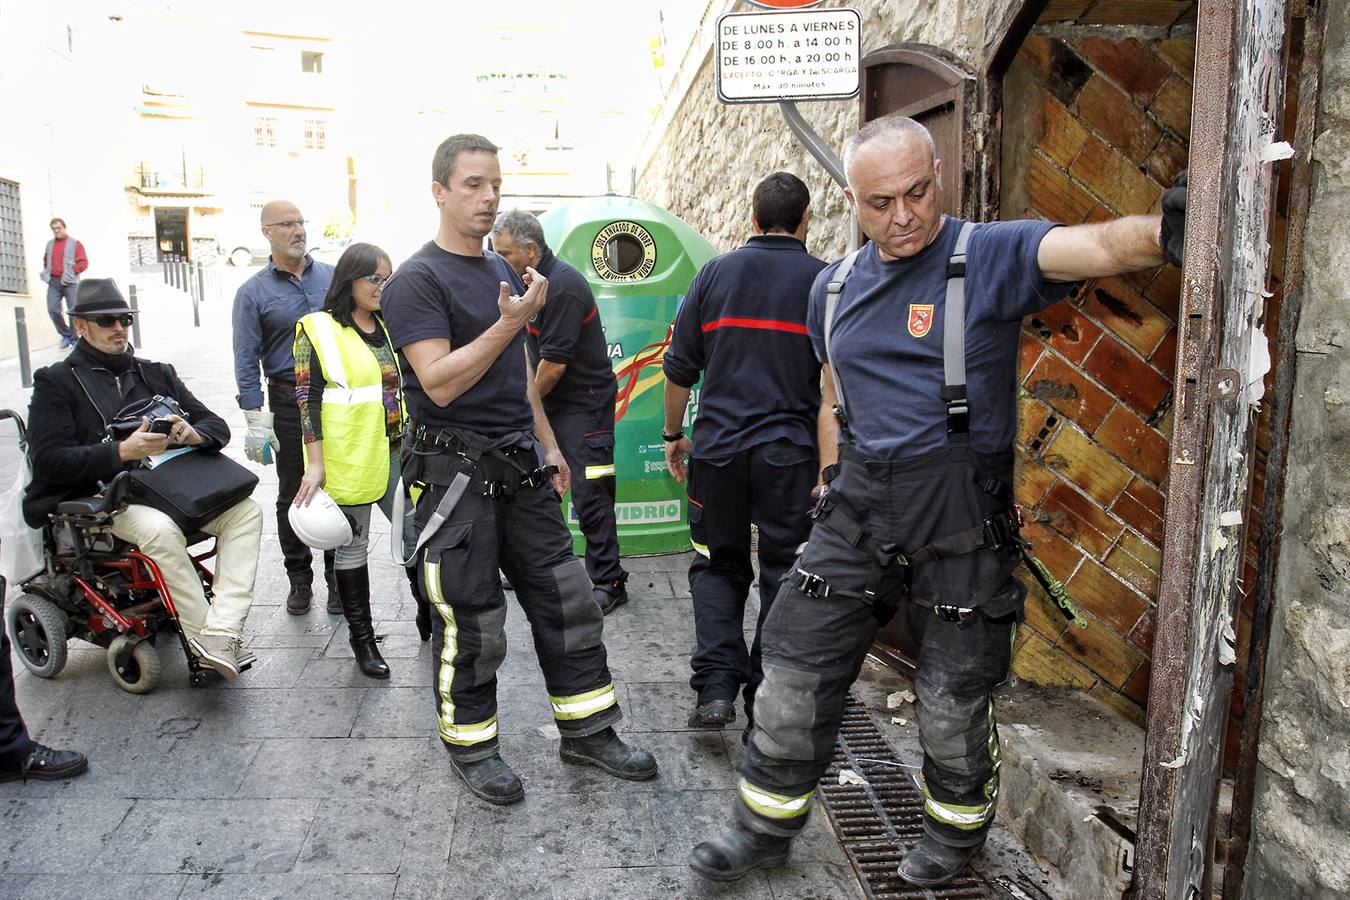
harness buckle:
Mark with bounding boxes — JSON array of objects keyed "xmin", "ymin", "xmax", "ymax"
[
  {"xmin": 933, "ymin": 604, "xmax": 976, "ymax": 626},
  {"xmin": 832, "ymin": 403, "xmax": 850, "ymax": 431},
  {"xmin": 945, "ymin": 400, "xmax": 970, "ymax": 435},
  {"xmin": 483, "ymin": 481, "xmax": 506, "ymax": 499},
  {"xmin": 521, "ymin": 464, "xmax": 559, "ymax": 490},
  {"xmin": 795, "ymin": 569, "xmax": 831, "ymax": 599}
]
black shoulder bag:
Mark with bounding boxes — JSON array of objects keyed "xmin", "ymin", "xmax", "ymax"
[{"xmin": 71, "ymin": 372, "xmax": 258, "ymax": 532}]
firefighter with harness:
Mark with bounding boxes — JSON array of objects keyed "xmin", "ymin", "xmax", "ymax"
[
  {"xmin": 690, "ymin": 115, "xmax": 1187, "ymax": 887},
  {"xmin": 380, "ymin": 134, "xmax": 657, "ymax": 806}
]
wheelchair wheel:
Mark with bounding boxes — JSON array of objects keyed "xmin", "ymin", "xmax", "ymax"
[
  {"xmin": 106, "ymin": 635, "xmax": 162, "ymax": 694},
  {"xmin": 5, "ymin": 593, "xmax": 69, "ymax": 679}
]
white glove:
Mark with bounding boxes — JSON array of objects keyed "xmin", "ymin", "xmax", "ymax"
[{"xmin": 243, "ymin": 409, "xmax": 280, "ymax": 465}]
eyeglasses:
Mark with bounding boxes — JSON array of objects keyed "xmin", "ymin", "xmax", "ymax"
[
  {"xmin": 359, "ymin": 274, "xmax": 390, "ymax": 286},
  {"xmin": 262, "ymin": 219, "xmax": 305, "ymax": 230},
  {"xmin": 87, "ymin": 314, "xmax": 134, "ymax": 328}
]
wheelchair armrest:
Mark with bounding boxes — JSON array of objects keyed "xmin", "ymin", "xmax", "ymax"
[{"xmin": 54, "ymin": 497, "xmax": 112, "ymax": 518}]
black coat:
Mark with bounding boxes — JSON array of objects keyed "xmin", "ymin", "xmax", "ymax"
[{"xmin": 22, "ymin": 346, "xmax": 231, "ymax": 527}]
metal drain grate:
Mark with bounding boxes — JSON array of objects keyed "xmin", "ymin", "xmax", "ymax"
[{"xmin": 817, "ymin": 693, "xmax": 997, "ymax": 899}]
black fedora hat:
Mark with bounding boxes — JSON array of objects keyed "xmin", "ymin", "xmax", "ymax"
[{"xmin": 70, "ymin": 279, "xmax": 135, "ymax": 318}]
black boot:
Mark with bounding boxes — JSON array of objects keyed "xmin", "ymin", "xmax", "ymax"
[
  {"xmin": 593, "ymin": 576, "xmax": 629, "ymax": 615},
  {"xmin": 689, "ymin": 822, "xmax": 792, "ymax": 882},
  {"xmin": 407, "ymin": 565, "xmax": 431, "ymax": 642},
  {"xmin": 325, "ymin": 566, "xmax": 341, "ymax": 615},
  {"xmin": 896, "ymin": 835, "xmax": 984, "ymax": 887},
  {"xmin": 336, "ymin": 566, "xmax": 389, "ymax": 679},
  {"xmin": 449, "ymin": 753, "xmax": 524, "ymax": 805},
  {"xmin": 559, "ymin": 727, "xmax": 657, "ymax": 780}
]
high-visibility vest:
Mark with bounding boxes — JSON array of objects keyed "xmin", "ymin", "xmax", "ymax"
[{"xmin": 295, "ymin": 311, "xmax": 400, "ymax": 505}]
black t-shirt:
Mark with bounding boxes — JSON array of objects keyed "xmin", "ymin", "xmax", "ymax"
[
  {"xmin": 381, "ymin": 242, "xmax": 533, "ymax": 438},
  {"xmin": 808, "ymin": 218, "xmax": 1071, "ymax": 459},
  {"xmin": 527, "ymin": 248, "xmax": 616, "ymax": 416}
]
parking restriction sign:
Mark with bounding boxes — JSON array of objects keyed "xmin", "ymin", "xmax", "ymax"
[{"xmin": 716, "ymin": 7, "xmax": 862, "ymax": 104}]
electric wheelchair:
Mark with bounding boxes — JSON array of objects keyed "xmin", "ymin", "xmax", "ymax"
[{"xmin": 2, "ymin": 409, "xmax": 233, "ymax": 693}]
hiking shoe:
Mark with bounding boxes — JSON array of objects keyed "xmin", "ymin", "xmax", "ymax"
[
  {"xmin": 559, "ymin": 727, "xmax": 657, "ymax": 781},
  {"xmin": 688, "ymin": 697, "xmax": 736, "ymax": 729},
  {"xmin": 690, "ymin": 822, "xmax": 792, "ymax": 882},
  {"xmin": 593, "ymin": 579, "xmax": 629, "ymax": 615},
  {"xmin": 0, "ymin": 744, "xmax": 88, "ymax": 783},
  {"xmin": 286, "ymin": 583, "xmax": 312, "ymax": 615},
  {"xmin": 188, "ymin": 633, "xmax": 241, "ymax": 680},
  {"xmin": 897, "ymin": 835, "xmax": 984, "ymax": 887},
  {"xmin": 449, "ymin": 754, "xmax": 525, "ymax": 805}
]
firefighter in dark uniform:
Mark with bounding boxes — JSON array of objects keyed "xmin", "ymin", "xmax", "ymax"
[
  {"xmin": 690, "ymin": 116, "xmax": 1186, "ymax": 886},
  {"xmin": 661, "ymin": 172, "xmax": 827, "ymax": 732},
  {"xmin": 490, "ymin": 209, "xmax": 630, "ymax": 614},
  {"xmin": 381, "ymin": 134, "xmax": 657, "ymax": 805}
]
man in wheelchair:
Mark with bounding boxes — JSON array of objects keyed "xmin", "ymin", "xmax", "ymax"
[{"xmin": 21, "ymin": 279, "xmax": 262, "ymax": 681}]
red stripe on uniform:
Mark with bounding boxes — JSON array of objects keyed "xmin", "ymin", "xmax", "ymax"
[
  {"xmin": 581, "ymin": 305, "xmax": 597, "ymax": 324},
  {"xmin": 701, "ymin": 317, "xmax": 808, "ymax": 335},
  {"xmin": 689, "ymin": 497, "xmax": 704, "ymax": 509},
  {"xmin": 527, "ymin": 325, "xmax": 540, "ymax": 336}
]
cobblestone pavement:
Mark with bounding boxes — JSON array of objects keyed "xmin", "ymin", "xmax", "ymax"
[{"xmin": 0, "ymin": 270, "xmax": 1053, "ymax": 899}]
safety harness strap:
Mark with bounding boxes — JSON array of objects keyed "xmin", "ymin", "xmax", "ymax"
[
  {"xmin": 391, "ymin": 448, "xmax": 479, "ymax": 567},
  {"xmin": 823, "ymin": 249, "xmax": 862, "ymax": 434},
  {"xmin": 942, "ymin": 223, "xmax": 974, "ymax": 437}
]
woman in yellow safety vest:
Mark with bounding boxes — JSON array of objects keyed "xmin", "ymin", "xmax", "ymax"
[{"xmin": 292, "ymin": 242, "xmax": 411, "ymax": 678}]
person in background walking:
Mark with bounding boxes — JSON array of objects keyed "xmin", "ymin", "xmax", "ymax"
[
  {"xmin": 40, "ymin": 218, "xmax": 89, "ymax": 350},
  {"xmin": 292, "ymin": 242, "xmax": 424, "ymax": 678}
]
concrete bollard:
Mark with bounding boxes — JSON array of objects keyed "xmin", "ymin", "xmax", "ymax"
[
  {"xmin": 128, "ymin": 285, "xmax": 143, "ymax": 348},
  {"xmin": 15, "ymin": 307, "xmax": 31, "ymax": 388}
]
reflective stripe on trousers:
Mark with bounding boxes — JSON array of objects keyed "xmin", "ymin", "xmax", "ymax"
[
  {"xmin": 739, "ymin": 779, "xmax": 814, "ymax": 820},
  {"xmin": 424, "ymin": 553, "xmax": 498, "ymax": 747}
]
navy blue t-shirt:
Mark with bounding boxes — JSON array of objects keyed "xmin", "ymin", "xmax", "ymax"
[
  {"xmin": 808, "ymin": 217, "xmax": 1071, "ymax": 460},
  {"xmin": 526, "ymin": 248, "xmax": 616, "ymax": 417},
  {"xmin": 381, "ymin": 242, "xmax": 533, "ymax": 439},
  {"xmin": 665, "ymin": 234, "xmax": 827, "ymax": 459}
]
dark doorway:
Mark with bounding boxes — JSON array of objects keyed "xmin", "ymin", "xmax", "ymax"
[{"xmin": 154, "ymin": 207, "xmax": 189, "ymax": 261}]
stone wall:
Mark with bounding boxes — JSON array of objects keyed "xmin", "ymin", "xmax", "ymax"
[
  {"xmin": 1245, "ymin": 2, "xmax": 1350, "ymax": 896},
  {"xmin": 634, "ymin": 0, "xmax": 996, "ymax": 260}
]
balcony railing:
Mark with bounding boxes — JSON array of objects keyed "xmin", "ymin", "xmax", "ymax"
[{"xmin": 137, "ymin": 164, "xmax": 210, "ymax": 194}]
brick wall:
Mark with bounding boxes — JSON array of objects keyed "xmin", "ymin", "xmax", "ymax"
[
  {"xmin": 1004, "ymin": 27, "xmax": 1286, "ymax": 737},
  {"xmin": 1002, "ymin": 30, "xmax": 1195, "ymax": 724}
]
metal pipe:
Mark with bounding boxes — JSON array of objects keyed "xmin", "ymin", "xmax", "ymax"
[
  {"xmin": 779, "ymin": 100, "xmax": 846, "ymax": 189},
  {"xmin": 195, "ymin": 260, "xmax": 206, "ymax": 307},
  {"xmin": 14, "ymin": 307, "xmax": 31, "ymax": 388},
  {"xmin": 128, "ymin": 285, "xmax": 143, "ymax": 348}
]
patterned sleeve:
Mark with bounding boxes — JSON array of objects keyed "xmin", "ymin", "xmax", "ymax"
[{"xmin": 293, "ymin": 330, "xmax": 326, "ymax": 443}]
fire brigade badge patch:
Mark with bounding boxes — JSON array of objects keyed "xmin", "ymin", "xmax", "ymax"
[{"xmin": 907, "ymin": 303, "xmax": 935, "ymax": 338}]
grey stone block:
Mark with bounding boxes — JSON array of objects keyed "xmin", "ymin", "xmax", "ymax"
[
  {"xmin": 98, "ymin": 798, "xmax": 318, "ymax": 874},
  {"xmin": 294, "ymin": 799, "xmax": 413, "ymax": 874},
  {"xmin": 178, "ymin": 873, "xmax": 397, "ymax": 898},
  {"xmin": 235, "ymin": 737, "xmax": 440, "ymax": 800},
  {"xmin": 0, "ymin": 798, "xmax": 134, "ymax": 874},
  {"xmin": 447, "ymin": 790, "xmax": 657, "ymax": 868},
  {"xmin": 0, "ymin": 874, "xmax": 189, "ymax": 900},
  {"xmin": 391, "ymin": 781, "xmax": 457, "ymax": 900},
  {"xmin": 556, "ymin": 864, "xmax": 773, "ymax": 899},
  {"xmin": 765, "ymin": 862, "xmax": 866, "ymax": 899},
  {"xmin": 221, "ymin": 648, "xmax": 319, "ymax": 690}
]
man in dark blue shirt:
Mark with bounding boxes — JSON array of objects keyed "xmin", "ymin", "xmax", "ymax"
[
  {"xmin": 691, "ymin": 116, "xmax": 1180, "ymax": 887},
  {"xmin": 381, "ymin": 134, "xmax": 655, "ymax": 807},
  {"xmin": 231, "ymin": 200, "xmax": 335, "ymax": 616},
  {"xmin": 491, "ymin": 210, "xmax": 629, "ymax": 615},
  {"xmin": 662, "ymin": 172, "xmax": 826, "ymax": 734}
]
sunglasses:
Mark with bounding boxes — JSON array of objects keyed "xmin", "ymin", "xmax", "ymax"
[
  {"xmin": 86, "ymin": 314, "xmax": 134, "ymax": 328},
  {"xmin": 359, "ymin": 274, "xmax": 390, "ymax": 286}
]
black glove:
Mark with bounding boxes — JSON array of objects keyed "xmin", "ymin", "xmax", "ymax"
[
  {"xmin": 406, "ymin": 566, "xmax": 432, "ymax": 642},
  {"xmin": 1159, "ymin": 169, "xmax": 1187, "ymax": 267}
]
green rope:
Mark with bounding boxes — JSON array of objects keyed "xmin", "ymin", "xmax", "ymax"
[{"xmin": 1026, "ymin": 555, "xmax": 1088, "ymax": 629}]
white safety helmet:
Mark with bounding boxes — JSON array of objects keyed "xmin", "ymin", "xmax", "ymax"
[{"xmin": 287, "ymin": 488, "xmax": 353, "ymax": 550}]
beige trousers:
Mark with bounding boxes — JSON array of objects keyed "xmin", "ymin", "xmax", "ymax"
[{"xmin": 108, "ymin": 499, "xmax": 262, "ymax": 639}]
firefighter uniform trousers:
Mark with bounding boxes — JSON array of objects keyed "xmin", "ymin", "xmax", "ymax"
[
  {"xmin": 738, "ymin": 444, "xmax": 1021, "ymax": 848},
  {"xmin": 686, "ymin": 439, "xmax": 817, "ymax": 710},
  {"xmin": 545, "ymin": 384, "xmax": 623, "ymax": 586},
  {"xmin": 416, "ymin": 443, "xmax": 621, "ymax": 762}
]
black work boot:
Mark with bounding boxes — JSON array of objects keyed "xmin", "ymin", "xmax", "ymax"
[
  {"xmin": 897, "ymin": 835, "xmax": 984, "ymax": 887},
  {"xmin": 449, "ymin": 753, "xmax": 524, "ymax": 805},
  {"xmin": 336, "ymin": 566, "xmax": 389, "ymax": 679},
  {"xmin": 325, "ymin": 566, "xmax": 341, "ymax": 615},
  {"xmin": 559, "ymin": 727, "xmax": 657, "ymax": 780},
  {"xmin": 593, "ymin": 577, "xmax": 629, "ymax": 615},
  {"xmin": 286, "ymin": 582, "xmax": 312, "ymax": 615},
  {"xmin": 689, "ymin": 822, "xmax": 792, "ymax": 882},
  {"xmin": 687, "ymin": 697, "xmax": 736, "ymax": 729}
]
